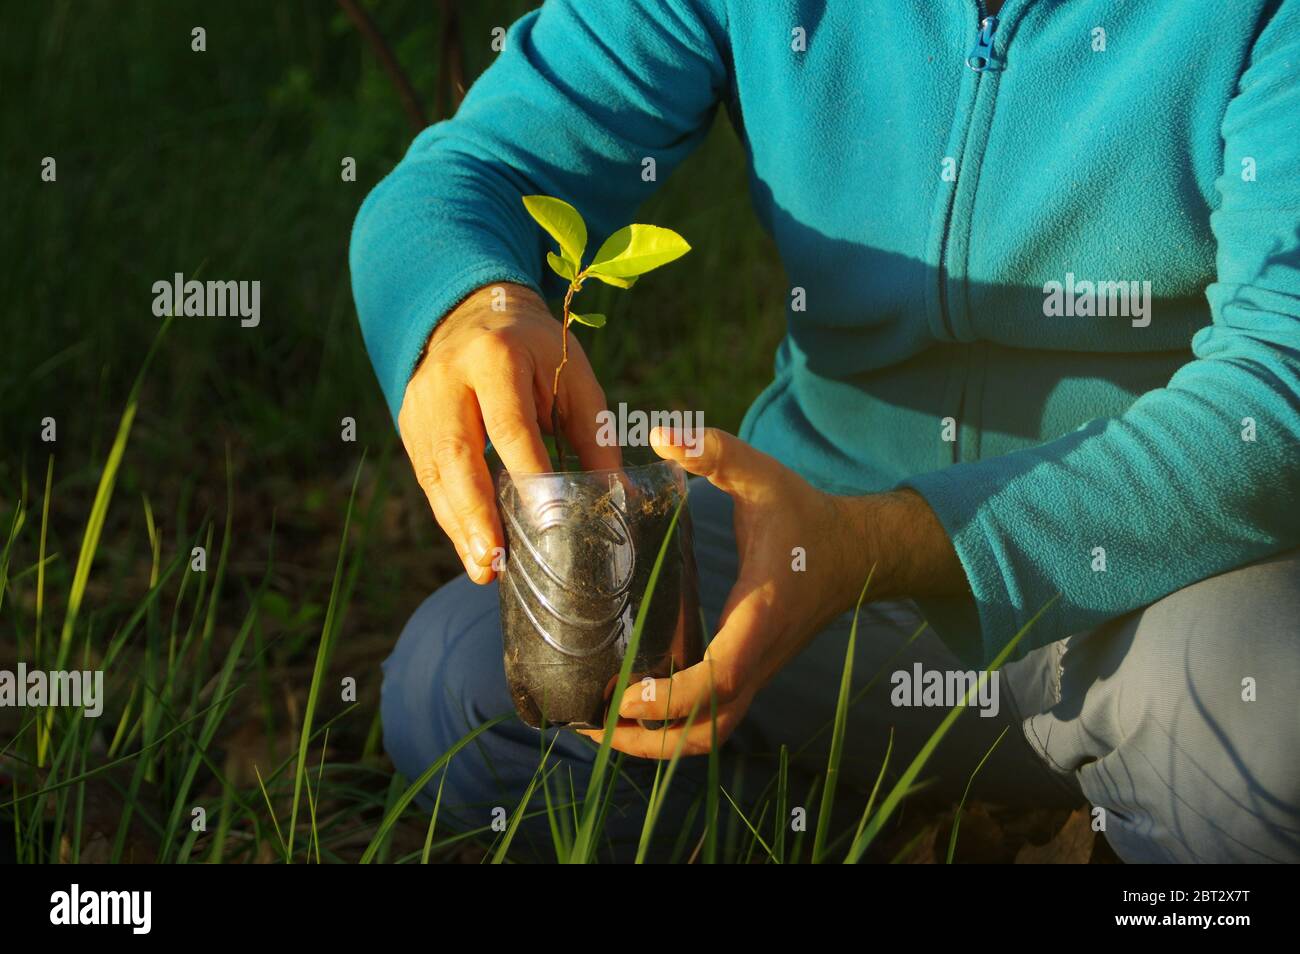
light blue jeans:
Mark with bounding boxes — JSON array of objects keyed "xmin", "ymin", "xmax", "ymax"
[{"xmin": 382, "ymin": 479, "xmax": 1300, "ymax": 862}]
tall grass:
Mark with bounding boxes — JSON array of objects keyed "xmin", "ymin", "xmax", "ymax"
[
  {"xmin": 0, "ymin": 335, "xmax": 1052, "ymax": 861},
  {"xmin": 0, "ymin": 322, "xmax": 1052, "ymax": 864}
]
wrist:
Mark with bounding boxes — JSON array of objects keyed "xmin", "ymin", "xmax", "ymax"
[
  {"xmin": 829, "ymin": 492, "xmax": 899, "ymax": 607},
  {"xmin": 831, "ymin": 489, "xmax": 969, "ymax": 607},
  {"xmin": 439, "ymin": 281, "xmax": 546, "ymax": 334}
]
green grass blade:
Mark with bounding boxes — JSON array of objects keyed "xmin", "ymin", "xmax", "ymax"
[
  {"xmin": 570, "ymin": 495, "xmax": 686, "ymax": 863},
  {"xmin": 420, "ymin": 770, "xmax": 449, "ymax": 864},
  {"xmin": 668, "ymin": 798, "xmax": 702, "ymax": 863},
  {"xmin": 849, "ymin": 726, "xmax": 893, "ymax": 859},
  {"xmin": 491, "ymin": 734, "xmax": 561, "ymax": 864},
  {"xmin": 253, "ymin": 763, "xmax": 288, "ymax": 861},
  {"xmin": 591, "ymin": 752, "xmax": 627, "ymax": 862},
  {"xmin": 157, "ymin": 591, "xmax": 261, "ymax": 859},
  {"xmin": 720, "ymin": 785, "xmax": 778, "ymax": 863},
  {"xmin": 790, "ymin": 775, "xmax": 821, "ymax": 864},
  {"xmin": 287, "ymin": 454, "xmax": 364, "ymax": 859},
  {"xmin": 306, "ymin": 728, "xmax": 331, "ymax": 864},
  {"xmin": 634, "ymin": 701, "xmax": 700, "ymax": 864},
  {"xmin": 946, "ymin": 725, "xmax": 1009, "ymax": 864},
  {"xmin": 742, "ymin": 801, "xmax": 771, "ymax": 864},
  {"xmin": 205, "ymin": 778, "xmax": 236, "ymax": 864},
  {"xmin": 703, "ymin": 661, "xmax": 719, "ymax": 864},
  {"xmin": 846, "ymin": 595, "xmax": 1059, "ymax": 862},
  {"xmin": 812, "ymin": 570, "xmax": 873, "ymax": 863},
  {"xmin": 8, "ymin": 684, "xmax": 244, "ymax": 805},
  {"xmin": 795, "ymin": 619, "xmax": 927, "ymax": 758},
  {"xmin": 55, "ymin": 317, "xmax": 172, "ymax": 674},
  {"xmin": 359, "ymin": 713, "xmax": 511, "ymax": 864},
  {"xmin": 888, "ymin": 827, "xmax": 932, "ymax": 864},
  {"xmin": 539, "ymin": 722, "xmax": 574, "ymax": 863},
  {"xmin": 774, "ymin": 744, "xmax": 789, "ymax": 863},
  {"xmin": 35, "ymin": 455, "xmax": 53, "ymax": 662}
]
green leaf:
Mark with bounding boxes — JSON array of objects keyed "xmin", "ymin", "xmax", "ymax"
[
  {"xmin": 585, "ymin": 271, "xmax": 637, "ymax": 290},
  {"xmin": 570, "ymin": 312, "xmax": 606, "ymax": 328},
  {"xmin": 546, "ymin": 252, "xmax": 576, "ymax": 281},
  {"xmin": 523, "ymin": 195, "xmax": 587, "ymax": 270},
  {"xmin": 586, "ymin": 224, "xmax": 690, "ymax": 281}
]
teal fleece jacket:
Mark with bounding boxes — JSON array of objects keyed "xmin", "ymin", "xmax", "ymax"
[{"xmin": 350, "ymin": 0, "xmax": 1300, "ymax": 665}]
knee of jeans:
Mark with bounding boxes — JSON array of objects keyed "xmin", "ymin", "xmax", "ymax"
[
  {"xmin": 1087, "ymin": 554, "xmax": 1300, "ymax": 858},
  {"xmin": 1140, "ymin": 554, "xmax": 1299, "ymax": 777},
  {"xmin": 380, "ymin": 576, "xmax": 505, "ymax": 792}
]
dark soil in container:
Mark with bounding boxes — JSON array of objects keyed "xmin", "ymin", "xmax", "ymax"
[{"xmin": 497, "ymin": 460, "xmax": 703, "ymax": 729}]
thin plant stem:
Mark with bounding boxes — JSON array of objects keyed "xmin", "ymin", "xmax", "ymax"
[{"xmin": 551, "ymin": 280, "xmax": 580, "ymax": 469}]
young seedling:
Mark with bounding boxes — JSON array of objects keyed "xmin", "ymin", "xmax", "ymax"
[{"xmin": 522, "ymin": 194, "xmax": 690, "ymax": 470}]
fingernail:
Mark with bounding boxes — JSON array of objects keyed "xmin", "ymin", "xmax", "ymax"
[
  {"xmin": 468, "ymin": 533, "xmax": 491, "ymax": 564},
  {"xmin": 650, "ymin": 428, "xmax": 684, "ymax": 454}
]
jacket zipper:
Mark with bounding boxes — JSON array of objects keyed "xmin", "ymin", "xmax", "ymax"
[
  {"xmin": 931, "ymin": 3, "xmax": 1016, "ymax": 467},
  {"xmin": 935, "ymin": 6, "xmax": 1009, "ymax": 341},
  {"xmin": 966, "ymin": 15, "xmax": 1001, "ymax": 72}
]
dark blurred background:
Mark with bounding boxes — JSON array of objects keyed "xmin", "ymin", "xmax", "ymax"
[
  {"xmin": 1, "ymin": 0, "xmax": 784, "ymax": 648},
  {"xmin": 0, "ymin": 0, "xmax": 786, "ymax": 860}
]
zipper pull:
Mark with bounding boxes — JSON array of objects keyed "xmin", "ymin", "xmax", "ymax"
[{"xmin": 966, "ymin": 16, "xmax": 1001, "ymax": 71}]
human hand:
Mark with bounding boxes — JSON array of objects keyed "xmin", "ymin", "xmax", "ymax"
[
  {"xmin": 579, "ymin": 427, "xmax": 877, "ymax": 756},
  {"xmin": 580, "ymin": 426, "xmax": 966, "ymax": 757},
  {"xmin": 397, "ymin": 282, "xmax": 620, "ymax": 582}
]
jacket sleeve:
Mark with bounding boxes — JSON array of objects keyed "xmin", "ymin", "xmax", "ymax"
[
  {"xmin": 349, "ymin": 0, "xmax": 729, "ymax": 420},
  {"xmin": 904, "ymin": 3, "xmax": 1300, "ymax": 664}
]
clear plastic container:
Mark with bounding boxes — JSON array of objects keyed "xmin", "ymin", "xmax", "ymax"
[{"xmin": 496, "ymin": 459, "xmax": 703, "ymax": 728}]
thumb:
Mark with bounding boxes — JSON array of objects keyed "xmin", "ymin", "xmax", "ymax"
[{"xmin": 650, "ymin": 426, "xmax": 781, "ymax": 497}]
